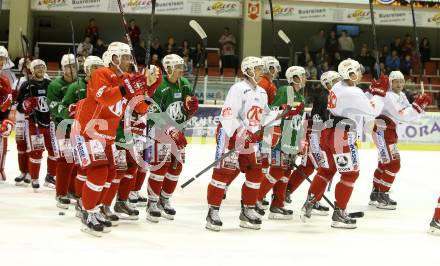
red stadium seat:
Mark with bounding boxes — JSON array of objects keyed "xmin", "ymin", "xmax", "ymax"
[
  {"xmin": 206, "ymin": 51, "xmax": 220, "ymax": 67},
  {"xmin": 207, "ymin": 67, "xmax": 221, "ymax": 77},
  {"xmin": 425, "ymin": 61, "xmax": 437, "ymax": 75},
  {"xmin": 222, "ymin": 68, "xmax": 235, "ymax": 77},
  {"xmin": 47, "ymin": 61, "xmax": 59, "ymax": 71}
]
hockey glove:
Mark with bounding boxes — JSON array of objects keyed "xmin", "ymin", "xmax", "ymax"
[
  {"xmin": 261, "ymin": 153, "xmax": 270, "ymax": 174},
  {"xmin": 0, "ymin": 119, "xmax": 14, "ymax": 137},
  {"xmin": 0, "ymin": 93, "xmax": 12, "ymax": 112},
  {"xmin": 236, "ymin": 127, "xmax": 263, "ymax": 149},
  {"xmin": 145, "ymin": 66, "xmax": 162, "ymax": 98},
  {"xmin": 68, "ymin": 103, "xmax": 77, "ymax": 118},
  {"xmin": 165, "ymin": 127, "xmax": 187, "ymax": 150},
  {"xmin": 22, "ymin": 97, "xmax": 38, "ymax": 114},
  {"xmin": 184, "ymin": 95, "xmax": 199, "ymax": 115},
  {"xmin": 412, "ymin": 94, "xmax": 432, "ymax": 113},
  {"xmin": 120, "ymin": 74, "xmax": 148, "ymax": 100},
  {"xmin": 281, "ymin": 102, "xmax": 304, "ymax": 119},
  {"xmin": 369, "ymin": 75, "xmax": 389, "ymax": 97}
]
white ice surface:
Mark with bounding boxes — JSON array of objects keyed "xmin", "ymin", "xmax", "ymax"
[{"xmin": 0, "ymin": 143, "xmax": 439, "ymax": 266}]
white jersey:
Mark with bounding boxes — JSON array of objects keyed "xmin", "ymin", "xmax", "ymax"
[
  {"xmin": 328, "ymin": 81, "xmax": 384, "ymax": 121},
  {"xmin": 381, "ymin": 91, "xmax": 421, "ymax": 125},
  {"xmin": 220, "ymin": 80, "xmax": 273, "ymax": 137}
]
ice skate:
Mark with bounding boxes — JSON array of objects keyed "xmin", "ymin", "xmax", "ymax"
[
  {"xmin": 100, "ymin": 205, "xmax": 119, "ymax": 226},
  {"xmin": 285, "ymin": 189, "xmax": 292, "ymax": 204},
  {"xmin": 136, "ymin": 192, "xmax": 148, "ymax": 207},
  {"xmin": 368, "ymin": 188, "xmax": 379, "ymax": 206},
  {"xmin": 300, "ymin": 194, "xmax": 316, "ymax": 222},
  {"xmin": 114, "ymin": 200, "xmax": 139, "ymax": 220},
  {"xmin": 128, "ymin": 191, "xmax": 138, "ymax": 207},
  {"xmin": 67, "ymin": 192, "xmax": 79, "ymax": 205},
  {"xmin": 56, "ymin": 195, "xmax": 71, "ymax": 210},
  {"xmin": 75, "ymin": 200, "xmax": 84, "ymax": 219},
  {"xmin": 255, "ymin": 201, "xmax": 266, "ymax": 218},
  {"xmin": 43, "ymin": 174, "xmax": 56, "ymax": 189},
  {"xmin": 331, "ymin": 205, "xmax": 357, "ymax": 229},
  {"xmin": 95, "ymin": 208, "xmax": 112, "ymax": 233},
  {"xmin": 376, "ymin": 192, "xmax": 397, "ymax": 210},
  {"xmin": 31, "ymin": 180, "xmax": 40, "ymax": 192},
  {"xmin": 15, "ymin": 173, "xmax": 30, "ymax": 187},
  {"xmin": 146, "ymin": 200, "xmax": 161, "ymax": 223},
  {"xmin": 239, "ymin": 206, "xmax": 262, "ymax": 230},
  {"xmin": 312, "ymin": 201, "xmax": 330, "ymax": 216},
  {"xmin": 261, "ymin": 197, "xmax": 269, "ymax": 210},
  {"xmin": 158, "ymin": 196, "xmax": 176, "ymax": 220},
  {"xmin": 428, "ymin": 219, "xmax": 440, "ymax": 236},
  {"xmin": 80, "ymin": 210, "xmax": 104, "ymax": 237},
  {"xmin": 268, "ymin": 205, "xmax": 293, "ymax": 220},
  {"xmin": 206, "ymin": 206, "xmax": 222, "ymax": 232}
]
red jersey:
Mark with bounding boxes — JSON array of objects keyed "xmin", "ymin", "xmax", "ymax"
[
  {"xmin": 258, "ymin": 75, "xmax": 277, "ymax": 105},
  {"xmin": 74, "ymin": 67, "xmax": 154, "ymax": 144}
]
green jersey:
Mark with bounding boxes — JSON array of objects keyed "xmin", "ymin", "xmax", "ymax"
[
  {"xmin": 270, "ymin": 85, "xmax": 305, "ymax": 154},
  {"xmin": 147, "ymin": 75, "xmax": 193, "ymax": 129}
]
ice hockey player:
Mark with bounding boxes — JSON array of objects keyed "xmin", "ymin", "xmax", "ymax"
[
  {"xmin": 0, "ymin": 58, "xmax": 13, "ymax": 183},
  {"xmin": 206, "ymin": 56, "xmax": 277, "ymax": 231},
  {"xmin": 72, "ymin": 42, "xmax": 160, "ymax": 236},
  {"xmin": 47, "ymin": 54, "xmax": 85, "ymax": 207},
  {"xmin": 16, "ymin": 59, "xmax": 56, "ymax": 191},
  {"xmin": 145, "ymin": 53, "xmax": 198, "ymax": 222},
  {"xmin": 285, "ymin": 71, "xmax": 341, "ymax": 216},
  {"xmin": 256, "ymin": 66, "xmax": 305, "ymax": 220},
  {"xmin": 14, "ymin": 58, "xmax": 31, "ymax": 186},
  {"xmin": 370, "ymin": 71, "xmax": 431, "ymax": 210},
  {"xmin": 67, "ymin": 56, "xmax": 106, "ymax": 217},
  {"xmin": 430, "ymin": 197, "xmax": 440, "ymax": 235},
  {"xmin": 300, "ymin": 59, "xmax": 387, "ymax": 229}
]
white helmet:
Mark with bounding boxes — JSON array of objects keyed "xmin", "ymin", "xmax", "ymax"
[
  {"xmin": 61, "ymin": 54, "xmax": 78, "ymax": 70},
  {"xmin": 102, "ymin": 42, "xmax": 132, "ymax": 67},
  {"xmin": 30, "ymin": 59, "xmax": 47, "ymax": 75},
  {"xmin": 389, "ymin": 70, "xmax": 404, "ymax": 85},
  {"xmin": 162, "ymin": 54, "xmax": 184, "ymax": 75},
  {"xmin": 0, "ymin": 46, "xmax": 14, "ymax": 69},
  {"xmin": 285, "ymin": 66, "xmax": 306, "ymax": 85},
  {"xmin": 320, "ymin": 71, "xmax": 341, "ymax": 89},
  {"xmin": 241, "ymin": 56, "xmax": 264, "ymax": 79},
  {"xmin": 261, "ymin": 56, "xmax": 281, "ymax": 74},
  {"xmin": 338, "ymin": 58, "xmax": 362, "ymax": 81},
  {"xmin": 84, "ymin": 56, "xmax": 104, "ymax": 75}
]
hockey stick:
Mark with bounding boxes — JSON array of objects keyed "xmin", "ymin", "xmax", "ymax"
[
  {"xmin": 409, "ymin": 0, "xmax": 425, "ymax": 95},
  {"xmin": 181, "ymin": 108, "xmax": 289, "ymax": 189},
  {"xmin": 68, "ymin": 17, "xmax": 81, "ymax": 90},
  {"xmin": 116, "ymin": 0, "xmax": 139, "ymax": 73},
  {"xmin": 278, "ymin": 30, "xmax": 294, "ymax": 67},
  {"xmin": 268, "ymin": 0, "xmax": 279, "ymax": 86},
  {"xmin": 19, "ymin": 28, "xmax": 40, "ymax": 136},
  {"xmin": 145, "ymin": 0, "xmax": 156, "ymax": 67},
  {"xmin": 189, "ymin": 20, "xmax": 207, "ymax": 96},
  {"xmin": 292, "ymin": 163, "xmax": 364, "ymax": 218},
  {"xmin": 368, "ymin": 0, "xmax": 381, "ymax": 79}
]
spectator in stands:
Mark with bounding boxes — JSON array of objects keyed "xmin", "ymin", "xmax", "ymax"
[
  {"xmin": 183, "ymin": 55, "xmax": 192, "ymax": 77},
  {"xmin": 325, "ymin": 30, "xmax": 339, "ymax": 55},
  {"xmin": 151, "ymin": 37, "xmax": 163, "ymax": 60},
  {"xmin": 151, "ymin": 53, "xmax": 161, "ymax": 68},
  {"xmin": 178, "ymin": 40, "xmax": 191, "ymax": 58},
  {"xmin": 420, "ymin": 37, "xmax": 431, "ymax": 64},
  {"xmin": 400, "ymin": 54, "xmax": 412, "ymax": 75},
  {"xmin": 77, "ymin": 36, "xmax": 93, "ymax": 57},
  {"xmin": 338, "ymin": 30, "xmax": 354, "ymax": 59},
  {"xmin": 92, "ymin": 38, "xmax": 106, "ymax": 58},
  {"xmin": 379, "ymin": 45, "xmax": 390, "ymax": 64},
  {"xmin": 401, "ymin": 34, "xmax": 414, "ymax": 57},
  {"xmin": 379, "ymin": 62, "xmax": 387, "ymax": 75},
  {"xmin": 129, "ymin": 19, "xmax": 141, "ymax": 44},
  {"xmin": 219, "ymin": 27, "xmax": 237, "ymax": 73},
  {"xmin": 165, "ymin": 36, "xmax": 178, "ymax": 56},
  {"xmin": 332, "ymin": 51, "xmax": 342, "ymax": 70},
  {"xmin": 386, "ymin": 50, "xmax": 401, "ymax": 71},
  {"xmin": 134, "ymin": 39, "xmax": 147, "ymax": 65},
  {"xmin": 314, "ymin": 48, "xmax": 326, "ymax": 67},
  {"xmin": 305, "ymin": 59, "xmax": 318, "ymax": 80},
  {"xmin": 193, "ymin": 42, "xmax": 205, "ymax": 67},
  {"xmin": 298, "ymin": 45, "xmax": 313, "ymax": 67},
  {"xmin": 356, "ymin": 46, "xmax": 375, "ymax": 74},
  {"xmin": 309, "ymin": 29, "xmax": 326, "ymax": 56},
  {"xmin": 85, "ymin": 18, "xmax": 99, "ymax": 45},
  {"xmin": 318, "ymin": 61, "xmax": 330, "ymax": 77},
  {"xmin": 390, "ymin": 36, "xmax": 402, "ymax": 56}
]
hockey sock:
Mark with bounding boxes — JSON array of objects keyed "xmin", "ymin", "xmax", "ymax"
[
  {"xmin": 308, "ymin": 173, "xmax": 331, "ymax": 201},
  {"xmin": 98, "ymin": 168, "xmax": 116, "ymax": 206},
  {"xmin": 82, "ymin": 165, "xmax": 108, "ymax": 210},
  {"xmin": 207, "ymin": 169, "xmax": 235, "ymax": 207},
  {"xmin": 47, "ymin": 151, "xmax": 57, "ymax": 177},
  {"xmin": 272, "ymin": 176, "xmax": 290, "ymax": 208},
  {"xmin": 17, "ymin": 152, "xmax": 28, "ymax": 174},
  {"xmin": 147, "ymin": 172, "xmax": 165, "ymax": 202},
  {"xmin": 134, "ymin": 169, "xmax": 146, "ymax": 191},
  {"xmin": 55, "ymin": 159, "xmax": 74, "ymax": 196},
  {"xmin": 28, "ymin": 152, "xmax": 43, "ymax": 180},
  {"xmin": 68, "ymin": 166, "xmax": 77, "ymax": 195},
  {"xmin": 161, "ymin": 173, "xmax": 180, "ymax": 198},
  {"xmin": 373, "ymin": 167, "xmax": 383, "ymax": 191},
  {"xmin": 118, "ymin": 173, "xmax": 136, "ymax": 201},
  {"xmin": 434, "ymin": 197, "xmax": 440, "ymax": 220},
  {"xmin": 257, "ymin": 167, "xmax": 283, "ymax": 202},
  {"xmin": 334, "ymin": 172, "xmax": 359, "ymax": 209},
  {"xmin": 242, "ymin": 168, "xmax": 264, "ymax": 206},
  {"xmin": 289, "ymin": 163, "xmax": 314, "ymax": 193}
]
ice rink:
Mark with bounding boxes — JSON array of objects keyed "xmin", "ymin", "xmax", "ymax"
[{"xmin": 1, "ymin": 142, "xmax": 439, "ymax": 266}]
